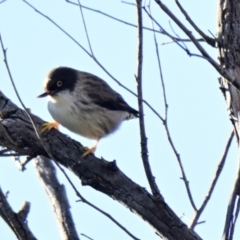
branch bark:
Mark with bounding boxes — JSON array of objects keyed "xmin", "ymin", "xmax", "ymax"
[
  {"xmin": 35, "ymin": 156, "xmax": 80, "ymax": 240},
  {"xmin": 0, "ymin": 187, "xmax": 36, "ymax": 240},
  {"xmin": 218, "ymin": 1, "xmax": 240, "ymax": 239},
  {"xmin": 0, "ymin": 91, "xmax": 202, "ymax": 240}
]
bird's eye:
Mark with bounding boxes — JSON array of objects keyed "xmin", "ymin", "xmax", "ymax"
[{"xmin": 57, "ymin": 81, "xmax": 62, "ymax": 87}]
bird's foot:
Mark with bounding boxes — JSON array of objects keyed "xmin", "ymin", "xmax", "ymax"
[
  {"xmin": 82, "ymin": 145, "xmax": 97, "ymax": 158},
  {"xmin": 41, "ymin": 122, "xmax": 59, "ymax": 134}
]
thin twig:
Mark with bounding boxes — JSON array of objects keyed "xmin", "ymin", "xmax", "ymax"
[
  {"xmin": 143, "ymin": 9, "xmax": 215, "ymax": 63},
  {"xmin": 0, "ymin": 33, "xmax": 140, "ymax": 240},
  {"xmin": 69, "ymin": 0, "xmax": 205, "ymax": 44},
  {"xmin": 161, "ymin": 38, "xmax": 205, "ymax": 45},
  {"xmin": 145, "ymin": 2, "xmax": 196, "ymax": 210},
  {"xmin": 76, "ymin": 0, "xmax": 93, "ymax": 56},
  {"xmin": 222, "ymin": 115, "xmax": 240, "ymax": 240},
  {"xmin": 230, "ymin": 197, "xmax": 240, "ymax": 240},
  {"xmin": 122, "ymin": 0, "xmax": 208, "ymax": 45},
  {"xmin": 135, "ymin": 0, "xmax": 162, "ymax": 199},
  {"xmin": 80, "ymin": 233, "xmax": 94, "ymax": 240},
  {"xmin": 144, "ymin": 3, "xmax": 197, "ymax": 209},
  {"xmin": 164, "ymin": 118, "xmax": 197, "ymax": 210},
  {"xmin": 22, "ymin": 0, "xmax": 164, "ymax": 123},
  {"xmin": 175, "ymin": 0, "xmax": 215, "ymax": 47},
  {"xmin": 66, "ymin": 0, "xmax": 163, "ymax": 34},
  {"xmin": 143, "ymin": 9, "xmax": 193, "ymax": 55},
  {"xmin": 168, "ymin": 20, "xmax": 188, "ymax": 51},
  {"xmin": 145, "ymin": 5, "xmax": 168, "ymax": 119},
  {"xmin": 154, "ymin": 0, "xmax": 240, "ymax": 91},
  {"xmin": 190, "ymin": 130, "xmax": 234, "ymax": 229}
]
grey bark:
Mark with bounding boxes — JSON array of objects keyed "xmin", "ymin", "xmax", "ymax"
[
  {"xmin": 0, "ymin": 187, "xmax": 36, "ymax": 240},
  {"xmin": 35, "ymin": 156, "xmax": 80, "ymax": 240},
  {"xmin": 218, "ymin": 0, "xmax": 240, "ymax": 239},
  {"xmin": 0, "ymin": 91, "xmax": 202, "ymax": 240}
]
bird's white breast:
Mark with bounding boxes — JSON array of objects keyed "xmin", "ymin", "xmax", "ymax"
[{"xmin": 47, "ymin": 91, "xmax": 128, "ymax": 139}]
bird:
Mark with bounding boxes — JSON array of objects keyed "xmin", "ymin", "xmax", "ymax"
[{"xmin": 38, "ymin": 67, "xmax": 139, "ymax": 157}]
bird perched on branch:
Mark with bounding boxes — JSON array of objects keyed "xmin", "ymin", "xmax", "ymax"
[{"xmin": 38, "ymin": 67, "xmax": 139, "ymax": 157}]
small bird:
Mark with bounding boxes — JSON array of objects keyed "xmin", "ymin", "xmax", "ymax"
[{"xmin": 38, "ymin": 67, "xmax": 139, "ymax": 157}]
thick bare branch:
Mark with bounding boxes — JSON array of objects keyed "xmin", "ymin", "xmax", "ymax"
[
  {"xmin": 0, "ymin": 33, "xmax": 139, "ymax": 240},
  {"xmin": 0, "ymin": 91, "xmax": 202, "ymax": 240}
]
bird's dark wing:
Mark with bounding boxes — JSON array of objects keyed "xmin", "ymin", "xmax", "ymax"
[{"xmin": 81, "ymin": 72, "xmax": 139, "ymax": 117}]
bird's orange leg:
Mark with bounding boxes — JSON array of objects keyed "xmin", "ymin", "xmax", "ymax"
[
  {"xmin": 41, "ymin": 122, "xmax": 60, "ymax": 134},
  {"xmin": 82, "ymin": 138, "xmax": 100, "ymax": 158}
]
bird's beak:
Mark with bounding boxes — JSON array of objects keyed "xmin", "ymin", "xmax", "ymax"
[{"xmin": 37, "ymin": 92, "xmax": 49, "ymax": 98}]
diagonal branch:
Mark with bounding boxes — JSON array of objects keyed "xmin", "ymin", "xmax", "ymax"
[
  {"xmin": 0, "ymin": 33, "xmax": 139, "ymax": 240},
  {"xmin": 76, "ymin": 0, "xmax": 93, "ymax": 56},
  {"xmin": 190, "ymin": 130, "xmax": 234, "ymax": 229},
  {"xmin": 67, "ymin": 0, "xmax": 206, "ymax": 44},
  {"xmin": 154, "ymin": 0, "xmax": 240, "ymax": 91},
  {"xmin": 0, "ymin": 187, "xmax": 36, "ymax": 240},
  {"xmin": 222, "ymin": 116, "xmax": 240, "ymax": 240},
  {"xmin": 175, "ymin": 0, "xmax": 216, "ymax": 47},
  {"xmin": 0, "ymin": 90, "xmax": 202, "ymax": 240}
]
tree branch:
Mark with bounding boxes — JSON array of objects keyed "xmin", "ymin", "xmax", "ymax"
[
  {"xmin": 0, "ymin": 187, "xmax": 36, "ymax": 240},
  {"xmin": 35, "ymin": 156, "xmax": 80, "ymax": 240},
  {"xmin": 0, "ymin": 32, "xmax": 139, "ymax": 240},
  {"xmin": 175, "ymin": 0, "xmax": 216, "ymax": 47},
  {"xmin": 0, "ymin": 91, "xmax": 202, "ymax": 240},
  {"xmin": 135, "ymin": 0, "xmax": 162, "ymax": 199},
  {"xmin": 154, "ymin": 0, "xmax": 240, "ymax": 91},
  {"xmin": 190, "ymin": 130, "xmax": 234, "ymax": 229}
]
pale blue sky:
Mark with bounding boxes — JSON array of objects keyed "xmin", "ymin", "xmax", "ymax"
[{"xmin": 0, "ymin": 1, "xmax": 237, "ymax": 239}]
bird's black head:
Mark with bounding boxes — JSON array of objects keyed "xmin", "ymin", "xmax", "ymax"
[{"xmin": 38, "ymin": 67, "xmax": 78, "ymax": 98}]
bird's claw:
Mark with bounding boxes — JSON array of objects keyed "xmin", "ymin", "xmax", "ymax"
[
  {"xmin": 41, "ymin": 122, "xmax": 59, "ymax": 134},
  {"xmin": 82, "ymin": 146, "xmax": 97, "ymax": 158}
]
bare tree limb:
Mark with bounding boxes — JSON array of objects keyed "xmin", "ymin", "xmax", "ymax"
[
  {"xmin": 80, "ymin": 233, "xmax": 94, "ymax": 240},
  {"xmin": 144, "ymin": 3, "xmax": 197, "ymax": 211},
  {"xmin": 175, "ymin": 0, "xmax": 216, "ymax": 47},
  {"xmin": 35, "ymin": 156, "xmax": 80, "ymax": 240},
  {"xmin": 0, "ymin": 187, "xmax": 37, "ymax": 240},
  {"xmin": 145, "ymin": 5, "xmax": 168, "ymax": 119},
  {"xmin": 164, "ymin": 120, "xmax": 197, "ymax": 211},
  {"xmin": 76, "ymin": 0, "xmax": 93, "ymax": 56},
  {"xmin": 0, "ymin": 33, "xmax": 140, "ymax": 240},
  {"xmin": 190, "ymin": 130, "xmax": 234, "ymax": 229},
  {"xmin": 154, "ymin": 0, "xmax": 240, "ymax": 91},
  {"xmin": 222, "ymin": 121, "xmax": 240, "ymax": 240},
  {"xmin": 66, "ymin": 0, "xmax": 162, "ymax": 34},
  {"xmin": 0, "ymin": 91, "xmax": 202, "ymax": 240},
  {"xmin": 135, "ymin": 0, "xmax": 162, "ymax": 199},
  {"xmin": 67, "ymin": 0, "xmax": 206, "ymax": 44},
  {"xmin": 143, "ymin": 10, "xmax": 198, "ymax": 209}
]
